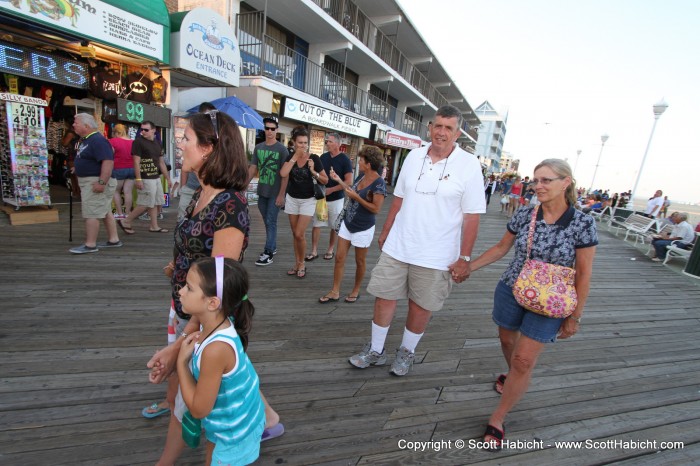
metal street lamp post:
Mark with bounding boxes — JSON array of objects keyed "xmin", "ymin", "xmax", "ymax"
[
  {"xmin": 630, "ymin": 99, "xmax": 669, "ymax": 209},
  {"xmin": 590, "ymin": 134, "xmax": 609, "ymax": 192}
]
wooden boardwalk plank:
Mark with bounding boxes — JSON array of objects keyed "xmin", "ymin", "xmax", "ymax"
[{"xmin": 1, "ymin": 197, "xmax": 699, "ymax": 465}]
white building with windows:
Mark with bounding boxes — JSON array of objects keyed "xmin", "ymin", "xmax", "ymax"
[
  {"xmin": 474, "ymin": 101, "xmax": 507, "ymax": 173},
  {"xmin": 168, "ymin": 0, "xmax": 482, "ymax": 185}
]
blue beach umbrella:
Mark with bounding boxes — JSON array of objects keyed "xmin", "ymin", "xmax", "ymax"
[{"xmin": 187, "ymin": 96, "xmax": 264, "ymax": 130}]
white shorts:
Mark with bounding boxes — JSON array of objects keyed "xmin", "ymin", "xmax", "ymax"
[
  {"xmin": 285, "ymin": 194, "xmax": 316, "ymax": 216},
  {"xmin": 174, "ymin": 386, "xmax": 185, "ymax": 422},
  {"xmin": 313, "ymin": 198, "xmax": 345, "ymax": 227},
  {"xmin": 136, "ymin": 178, "xmax": 165, "ymax": 208},
  {"xmin": 338, "ymin": 222, "xmax": 375, "ymax": 248}
]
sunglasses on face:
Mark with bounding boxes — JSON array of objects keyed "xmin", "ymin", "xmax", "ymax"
[
  {"xmin": 264, "ymin": 127, "xmax": 277, "ymax": 131},
  {"xmin": 140, "ymin": 127, "xmax": 151, "ymax": 132}
]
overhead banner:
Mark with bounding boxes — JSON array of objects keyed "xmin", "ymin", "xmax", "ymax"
[
  {"xmin": 0, "ymin": 40, "xmax": 88, "ymax": 89},
  {"xmin": 281, "ymin": 97, "xmax": 372, "ymax": 138},
  {"xmin": 0, "ymin": 0, "xmax": 165, "ymax": 62},
  {"xmin": 170, "ymin": 8, "xmax": 239, "ymax": 86}
]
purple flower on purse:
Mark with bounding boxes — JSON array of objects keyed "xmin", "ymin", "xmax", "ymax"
[{"xmin": 546, "ymin": 295, "xmax": 567, "ymax": 315}]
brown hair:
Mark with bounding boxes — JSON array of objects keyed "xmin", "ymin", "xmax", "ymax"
[
  {"xmin": 189, "ymin": 111, "xmax": 248, "ymax": 190},
  {"xmin": 358, "ymin": 145, "xmax": 385, "ymax": 171}
]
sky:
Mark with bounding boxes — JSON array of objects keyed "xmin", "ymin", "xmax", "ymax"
[{"xmin": 398, "ymin": 0, "xmax": 700, "ymax": 204}]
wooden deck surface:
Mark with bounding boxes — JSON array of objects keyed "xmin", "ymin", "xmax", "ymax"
[{"xmin": 1, "ymin": 194, "xmax": 699, "ymax": 465}]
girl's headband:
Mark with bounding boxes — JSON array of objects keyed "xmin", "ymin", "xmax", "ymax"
[{"xmin": 215, "ymin": 255, "xmax": 224, "ymax": 303}]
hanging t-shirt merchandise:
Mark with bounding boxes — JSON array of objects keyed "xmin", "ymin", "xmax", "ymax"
[
  {"xmin": 124, "ymin": 72, "xmax": 152, "ymax": 103},
  {"xmin": 132, "ymin": 137, "xmax": 162, "ymax": 179},
  {"xmin": 151, "ymin": 76, "xmax": 168, "ymax": 104},
  {"xmin": 95, "ymin": 69, "xmax": 123, "ymax": 100}
]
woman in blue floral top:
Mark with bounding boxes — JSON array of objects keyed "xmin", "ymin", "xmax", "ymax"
[
  {"xmin": 469, "ymin": 159, "xmax": 597, "ymax": 451},
  {"xmin": 318, "ymin": 146, "xmax": 387, "ymax": 304}
]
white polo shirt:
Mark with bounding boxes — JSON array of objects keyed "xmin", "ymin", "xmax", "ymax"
[{"xmin": 383, "ymin": 143, "xmax": 486, "ymax": 270}]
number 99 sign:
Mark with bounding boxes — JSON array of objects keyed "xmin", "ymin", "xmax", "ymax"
[{"xmin": 125, "ymin": 101, "xmax": 144, "ymax": 122}]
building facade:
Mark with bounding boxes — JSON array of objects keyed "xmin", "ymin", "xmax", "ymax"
[
  {"xmin": 473, "ymin": 100, "xmax": 507, "ymax": 173},
  {"xmin": 166, "ymin": 0, "xmax": 481, "ymax": 185}
]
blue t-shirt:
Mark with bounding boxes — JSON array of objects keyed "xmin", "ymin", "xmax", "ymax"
[
  {"xmin": 343, "ymin": 174, "xmax": 387, "ymax": 233},
  {"xmin": 320, "ymin": 151, "xmax": 353, "ymax": 202},
  {"xmin": 500, "ymin": 205, "xmax": 598, "ymax": 287},
  {"xmin": 74, "ymin": 132, "xmax": 114, "ymax": 177}
]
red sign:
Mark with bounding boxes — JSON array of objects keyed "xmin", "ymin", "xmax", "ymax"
[{"xmin": 386, "ymin": 131, "xmax": 421, "ymax": 149}]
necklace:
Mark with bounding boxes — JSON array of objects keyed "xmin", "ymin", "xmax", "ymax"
[{"xmin": 195, "ymin": 317, "xmax": 228, "ymax": 356}]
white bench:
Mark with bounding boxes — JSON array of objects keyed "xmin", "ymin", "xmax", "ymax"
[
  {"xmin": 609, "ymin": 213, "xmax": 657, "ymax": 242},
  {"xmin": 663, "ymin": 232, "xmax": 698, "ymax": 265},
  {"xmin": 590, "ymin": 205, "xmax": 613, "ymax": 223}
]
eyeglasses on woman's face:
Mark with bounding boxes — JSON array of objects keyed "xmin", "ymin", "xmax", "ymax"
[{"xmin": 531, "ymin": 177, "xmax": 563, "ymax": 186}]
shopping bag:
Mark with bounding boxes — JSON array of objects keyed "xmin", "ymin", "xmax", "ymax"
[{"xmin": 315, "ymin": 198, "xmax": 328, "ymax": 222}]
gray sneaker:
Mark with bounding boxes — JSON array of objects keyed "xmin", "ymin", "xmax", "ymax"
[
  {"xmin": 390, "ymin": 346, "xmax": 415, "ymax": 376},
  {"xmin": 348, "ymin": 342, "xmax": 387, "ymax": 368},
  {"xmin": 97, "ymin": 240, "xmax": 123, "ymax": 248},
  {"xmin": 69, "ymin": 244, "xmax": 99, "ymax": 254}
]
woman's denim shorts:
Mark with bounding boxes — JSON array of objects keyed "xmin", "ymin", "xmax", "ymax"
[
  {"xmin": 112, "ymin": 168, "xmax": 135, "ymax": 180},
  {"xmin": 492, "ymin": 280, "xmax": 564, "ymax": 343}
]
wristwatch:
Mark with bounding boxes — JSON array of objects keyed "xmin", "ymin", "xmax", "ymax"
[
  {"xmin": 97, "ymin": 179, "xmax": 106, "ymax": 185},
  {"xmin": 569, "ymin": 316, "xmax": 582, "ymax": 324},
  {"xmin": 459, "ymin": 255, "xmax": 471, "ymax": 262}
]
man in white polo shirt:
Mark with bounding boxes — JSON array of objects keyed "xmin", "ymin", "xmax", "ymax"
[{"xmin": 349, "ymin": 105, "xmax": 486, "ymax": 376}]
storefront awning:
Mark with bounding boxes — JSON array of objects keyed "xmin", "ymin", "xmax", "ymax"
[
  {"xmin": 0, "ymin": 0, "xmax": 169, "ymax": 63},
  {"xmin": 386, "ymin": 129, "xmax": 423, "ymax": 150}
]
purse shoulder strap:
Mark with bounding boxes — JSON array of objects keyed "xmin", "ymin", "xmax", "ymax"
[{"xmin": 526, "ymin": 205, "xmax": 538, "ymax": 259}]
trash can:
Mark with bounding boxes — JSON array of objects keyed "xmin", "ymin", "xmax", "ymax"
[{"xmin": 683, "ymin": 232, "xmax": 700, "ymax": 279}]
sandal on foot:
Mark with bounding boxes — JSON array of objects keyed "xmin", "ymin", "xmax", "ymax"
[
  {"xmin": 117, "ymin": 220, "xmax": 136, "ymax": 235},
  {"xmin": 261, "ymin": 423, "xmax": 285, "ymax": 442},
  {"xmin": 149, "ymin": 228, "xmax": 169, "ymax": 233},
  {"xmin": 493, "ymin": 374, "xmax": 507, "ymax": 395},
  {"xmin": 305, "ymin": 253, "xmax": 318, "ymax": 261},
  {"xmin": 483, "ymin": 423, "xmax": 505, "ymax": 452},
  {"xmin": 142, "ymin": 402, "xmax": 170, "ymax": 419},
  {"xmin": 297, "ymin": 268, "xmax": 306, "ymax": 279},
  {"xmin": 319, "ymin": 293, "xmax": 339, "ymax": 304},
  {"xmin": 323, "ymin": 251, "xmax": 335, "ymax": 260},
  {"xmin": 287, "ymin": 268, "xmax": 298, "ymax": 276},
  {"xmin": 344, "ymin": 294, "xmax": 360, "ymax": 303}
]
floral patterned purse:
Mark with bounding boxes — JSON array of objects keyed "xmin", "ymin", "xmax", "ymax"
[{"xmin": 512, "ymin": 206, "xmax": 578, "ymax": 318}]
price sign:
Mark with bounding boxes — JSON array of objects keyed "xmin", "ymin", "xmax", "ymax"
[
  {"xmin": 117, "ymin": 98, "xmax": 172, "ymax": 128},
  {"xmin": 11, "ymin": 103, "xmax": 41, "ymax": 127}
]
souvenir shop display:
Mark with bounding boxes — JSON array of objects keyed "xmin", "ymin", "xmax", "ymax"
[{"xmin": 0, "ymin": 94, "xmax": 51, "ymax": 208}]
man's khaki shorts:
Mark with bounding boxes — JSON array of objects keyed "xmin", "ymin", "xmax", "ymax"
[
  {"xmin": 79, "ymin": 176, "xmax": 117, "ymax": 218},
  {"xmin": 136, "ymin": 178, "xmax": 165, "ymax": 208},
  {"xmin": 367, "ymin": 252, "xmax": 453, "ymax": 312}
]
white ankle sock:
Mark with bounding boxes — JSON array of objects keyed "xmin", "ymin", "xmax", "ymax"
[
  {"xmin": 370, "ymin": 322, "xmax": 389, "ymax": 353},
  {"xmin": 400, "ymin": 328, "xmax": 424, "ymax": 353}
]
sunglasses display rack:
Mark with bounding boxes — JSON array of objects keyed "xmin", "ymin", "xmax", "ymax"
[{"xmin": 0, "ymin": 98, "xmax": 51, "ymax": 208}]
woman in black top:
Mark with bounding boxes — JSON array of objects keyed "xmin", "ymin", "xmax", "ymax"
[{"xmin": 279, "ymin": 126, "xmax": 328, "ymax": 278}]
